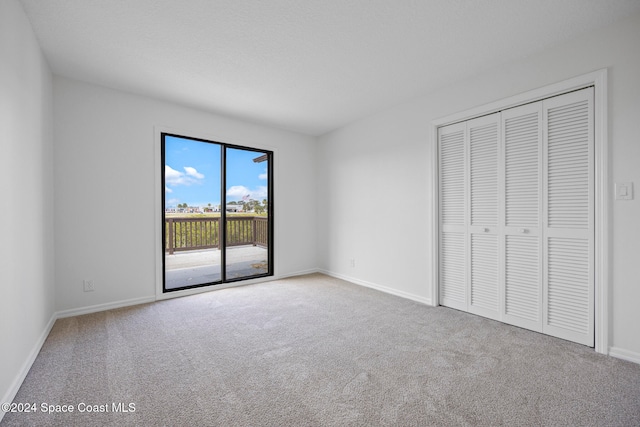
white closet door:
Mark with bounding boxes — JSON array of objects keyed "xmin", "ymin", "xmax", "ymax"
[
  {"xmin": 501, "ymin": 103, "xmax": 543, "ymax": 331},
  {"xmin": 439, "ymin": 122, "xmax": 467, "ymax": 311},
  {"xmin": 542, "ymin": 88, "xmax": 594, "ymax": 346},
  {"xmin": 467, "ymin": 113, "xmax": 500, "ymax": 320},
  {"xmin": 437, "ymin": 87, "xmax": 594, "ymax": 347}
]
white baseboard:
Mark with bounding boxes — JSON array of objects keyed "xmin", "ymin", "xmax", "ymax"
[
  {"xmin": 56, "ymin": 296, "xmax": 156, "ymax": 319},
  {"xmin": 319, "ymin": 269, "xmax": 433, "ymax": 306},
  {"xmin": 0, "ymin": 312, "xmax": 56, "ymax": 423},
  {"xmin": 609, "ymin": 347, "xmax": 640, "ymax": 364}
]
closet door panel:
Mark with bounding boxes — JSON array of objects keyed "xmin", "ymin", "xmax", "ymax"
[
  {"xmin": 439, "ymin": 123, "xmax": 467, "ymax": 310},
  {"xmin": 467, "ymin": 114, "xmax": 500, "ymax": 320},
  {"xmin": 542, "ymin": 88, "xmax": 594, "ymax": 346},
  {"xmin": 501, "ymin": 103, "xmax": 543, "ymax": 331}
]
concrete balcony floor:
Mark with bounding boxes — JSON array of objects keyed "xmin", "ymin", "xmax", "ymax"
[{"xmin": 164, "ymin": 245, "xmax": 268, "ymax": 290}]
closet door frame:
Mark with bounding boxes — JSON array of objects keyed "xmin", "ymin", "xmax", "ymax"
[{"xmin": 431, "ymin": 69, "xmax": 609, "ymax": 354}]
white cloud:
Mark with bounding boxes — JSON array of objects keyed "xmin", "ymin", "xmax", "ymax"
[
  {"xmin": 226, "ymin": 185, "xmax": 268, "ymax": 201},
  {"xmin": 252, "ymin": 186, "xmax": 268, "ymax": 199},
  {"xmin": 184, "ymin": 166, "xmax": 204, "ymax": 179},
  {"xmin": 165, "ymin": 186, "xmax": 173, "ymax": 193},
  {"xmin": 259, "ymin": 169, "xmax": 268, "ymax": 180},
  {"xmin": 227, "ymin": 185, "xmax": 250, "ymax": 199},
  {"xmin": 165, "ymin": 165, "xmax": 182, "ymax": 183},
  {"xmin": 165, "ymin": 165, "xmax": 204, "ymax": 186}
]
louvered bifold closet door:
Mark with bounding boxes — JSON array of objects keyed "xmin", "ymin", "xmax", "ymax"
[
  {"xmin": 439, "ymin": 122, "xmax": 467, "ymax": 311},
  {"xmin": 542, "ymin": 88, "xmax": 594, "ymax": 346},
  {"xmin": 467, "ymin": 114, "xmax": 500, "ymax": 320},
  {"xmin": 501, "ymin": 103, "xmax": 543, "ymax": 332}
]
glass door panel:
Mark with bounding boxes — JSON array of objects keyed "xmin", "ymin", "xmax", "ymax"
[
  {"xmin": 224, "ymin": 147, "xmax": 271, "ymax": 280},
  {"xmin": 163, "ymin": 135, "xmax": 222, "ymax": 290}
]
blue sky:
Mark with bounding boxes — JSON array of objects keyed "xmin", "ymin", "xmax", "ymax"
[{"xmin": 164, "ymin": 136, "xmax": 268, "ymax": 207}]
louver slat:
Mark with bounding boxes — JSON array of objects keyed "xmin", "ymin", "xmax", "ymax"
[
  {"xmin": 471, "ymin": 234, "xmax": 498, "ymax": 312},
  {"xmin": 440, "ymin": 232, "xmax": 465, "ymax": 307},
  {"xmin": 440, "ymin": 129, "xmax": 465, "ymax": 226},
  {"xmin": 505, "ymin": 111, "xmax": 539, "ymax": 227},
  {"xmin": 547, "ymin": 237, "xmax": 590, "ymax": 334},
  {"xmin": 470, "ymin": 122, "xmax": 498, "ymax": 226},
  {"xmin": 505, "ymin": 236, "xmax": 539, "ymax": 323},
  {"xmin": 547, "ymin": 99, "xmax": 590, "ymax": 229}
]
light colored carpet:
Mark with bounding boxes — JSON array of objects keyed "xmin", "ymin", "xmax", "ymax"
[{"xmin": 3, "ymin": 273, "xmax": 639, "ymax": 426}]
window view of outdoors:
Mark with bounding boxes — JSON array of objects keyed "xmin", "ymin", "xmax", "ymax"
[{"xmin": 163, "ymin": 135, "xmax": 271, "ymax": 291}]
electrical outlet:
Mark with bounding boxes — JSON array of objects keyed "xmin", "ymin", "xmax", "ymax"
[
  {"xmin": 83, "ymin": 280, "xmax": 95, "ymax": 292},
  {"xmin": 349, "ymin": 258, "xmax": 356, "ymax": 268}
]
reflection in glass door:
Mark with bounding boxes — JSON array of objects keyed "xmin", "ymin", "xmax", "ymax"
[
  {"xmin": 224, "ymin": 147, "xmax": 272, "ymax": 281},
  {"xmin": 162, "ymin": 134, "xmax": 272, "ymax": 292}
]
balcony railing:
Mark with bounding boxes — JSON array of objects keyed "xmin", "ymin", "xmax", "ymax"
[{"xmin": 165, "ymin": 216, "xmax": 268, "ymax": 254}]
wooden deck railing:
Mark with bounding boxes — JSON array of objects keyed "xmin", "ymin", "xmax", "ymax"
[{"xmin": 165, "ymin": 216, "xmax": 268, "ymax": 254}]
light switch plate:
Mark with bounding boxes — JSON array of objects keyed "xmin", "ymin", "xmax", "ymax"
[{"xmin": 615, "ymin": 182, "xmax": 633, "ymax": 200}]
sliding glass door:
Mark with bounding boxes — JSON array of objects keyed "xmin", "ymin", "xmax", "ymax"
[{"xmin": 162, "ymin": 133, "xmax": 273, "ymax": 292}]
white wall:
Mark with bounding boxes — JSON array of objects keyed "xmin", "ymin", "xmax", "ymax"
[
  {"xmin": 0, "ymin": 0, "xmax": 55, "ymax": 410},
  {"xmin": 53, "ymin": 77, "xmax": 317, "ymax": 312},
  {"xmin": 317, "ymin": 13, "xmax": 640, "ymax": 358}
]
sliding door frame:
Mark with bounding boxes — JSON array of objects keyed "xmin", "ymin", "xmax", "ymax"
[
  {"xmin": 431, "ymin": 69, "xmax": 609, "ymax": 354},
  {"xmin": 154, "ymin": 126, "xmax": 277, "ymax": 301},
  {"xmin": 221, "ymin": 143, "xmax": 275, "ymax": 285}
]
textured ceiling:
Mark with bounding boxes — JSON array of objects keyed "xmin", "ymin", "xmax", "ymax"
[{"xmin": 19, "ymin": 0, "xmax": 640, "ymax": 136}]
